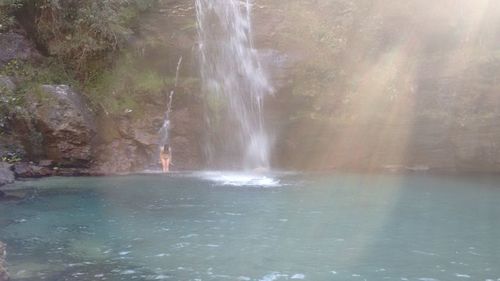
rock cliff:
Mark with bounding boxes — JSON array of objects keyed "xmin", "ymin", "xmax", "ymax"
[
  {"xmin": 1, "ymin": 0, "xmax": 500, "ymax": 174},
  {"xmin": 251, "ymin": 0, "xmax": 500, "ymax": 172}
]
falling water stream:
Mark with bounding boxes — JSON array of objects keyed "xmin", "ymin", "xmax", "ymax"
[
  {"xmin": 196, "ymin": 0, "xmax": 273, "ymax": 170},
  {"xmin": 158, "ymin": 56, "xmax": 183, "ymax": 159}
]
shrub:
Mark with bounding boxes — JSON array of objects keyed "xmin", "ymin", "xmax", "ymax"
[
  {"xmin": 2, "ymin": 0, "xmax": 158, "ymax": 80},
  {"xmin": 0, "ymin": 0, "xmax": 23, "ymax": 31}
]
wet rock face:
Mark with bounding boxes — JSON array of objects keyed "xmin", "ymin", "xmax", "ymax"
[
  {"xmin": 3, "ymin": 0, "xmax": 499, "ymax": 174},
  {"xmin": 0, "ymin": 31, "xmax": 40, "ymax": 68},
  {"xmin": 0, "ymin": 163, "xmax": 14, "ymax": 187},
  {"xmin": 169, "ymin": 105, "xmax": 205, "ymax": 171},
  {"xmin": 93, "ymin": 105, "xmax": 162, "ymax": 174},
  {"xmin": 30, "ymin": 85, "xmax": 96, "ymax": 167},
  {"xmin": 247, "ymin": 0, "xmax": 500, "ymax": 172},
  {"xmin": 0, "ymin": 241, "xmax": 8, "ymax": 281},
  {"xmin": 93, "ymin": 100, "xmax": 204, "ymax": 173},
  {"xmin": 453, "ymin": 126, "xmax": 500, "ymax": 173},
  {"xmin": 12, "ymin": 162, "xmax": 52, "ymax": 178},
  {"xmin": 95, "ymin": 139, "xmax": 150, "ymax": 174}
]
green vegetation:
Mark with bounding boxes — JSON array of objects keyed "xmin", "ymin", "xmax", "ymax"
[
  {"xmin": 0, "ymin": 0, "xmax": 166, "ymax": 116},
  {"xmin": 0, "ymin": 0, "xmax": 208, "ymax": 119},
  {"xmin": 0, "ymin": 0, "xmax": 23, "ymax": 31},
  {"xmin": 83, "ymin": 50, "xmax": 167, "ymax": 115},
  {"xmin": 1, "ymin": 153, "xmax": 21, "ymax": 163},
  {"xmin": 0, "ymin": 59, "xmax": 76, "ymax": 105},
  {"xmin": 12, "ymin": 0, "xmax": 157, "ymax": 78}
]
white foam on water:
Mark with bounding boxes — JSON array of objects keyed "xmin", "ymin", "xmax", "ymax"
[
  {"xmin": 291, "ymin": 273, "xmax": 305, "ymax": 279},
  {"xmin": 172, "ymin": 242, "xmax": 190, "ymax": 249},
  {"xmin": 411, "ymin": 250, "xmax": 437, "ymax": 256},
  {"xmin": 224, "ymin": 212, "xmax": 243, "ymax": 216},
  {"xmin": 180, "ymin": 233, "xmax": 199, "ymax": 239},
  {"xmin": 259, "ymin": 272, "xmax": 288, "ymax": 281},
  {"xmin": 455, "ymin": 274, "xmax": 471, "ymax": 278},
  {"xmin": 197, "ymin": 171, "xmax": 281, "ymax": 187}
]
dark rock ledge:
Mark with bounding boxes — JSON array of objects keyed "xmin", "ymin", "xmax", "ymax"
[{"xmin": 0, "ymin": 163, "xmax": 15, "ymax": 187}]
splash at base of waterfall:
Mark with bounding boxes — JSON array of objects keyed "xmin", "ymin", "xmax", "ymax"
[
  {"xmin": 139, "ymin": 170, "xmax": 282, "ymax": 187},
  {"xmin": 197, "ymin": 171, "xmax": 281, "ymax": 187}
]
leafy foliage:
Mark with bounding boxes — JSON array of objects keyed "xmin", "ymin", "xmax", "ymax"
[
  {"xmin": 83, "ymin": 51, "xmax": 167, "ymax": 115},
  {"xmin": 0, "ymin": 59, "xmax": 77, "ymax": 132},
  {"xmin": 1, "ymin": 152, "xmax": 21, "ymax": 163},
  {"xmin": 2, "ymin": 0, "xmax": 158, "ymax": 80},
  {"xmin": 0, "ymin": 0, "xmax": 23, "ymax": 31},
  {"xmin": 1, "ymin": 0, "xmax": 164, "ymax": 118}
]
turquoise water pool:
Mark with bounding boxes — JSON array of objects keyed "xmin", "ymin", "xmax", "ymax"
[{"xmin": 1, "ymin": 172, "xmax": 499, "ymax": 280}]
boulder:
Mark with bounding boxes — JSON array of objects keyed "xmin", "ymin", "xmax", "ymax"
[
  {"xmin": 0, "ymin": 163, "xmax": 14, "ymax": 187},
  {"xmin": 0, "ymin": 190, "xmax": 28, "ymax": 202},
  {"xmin": 38, "ymin": 160, "xmax": 54, "ymax": 167},
  {"xmin": 10, "ymin": 161, "xmax": 100, "ymax": 178},
  {"xmin": 0, "ymin": 241, "xmax": 8, "ymax": 281},
  {"xmin": 30, "ymin": 85, "xmax": 96, "ymax": 167},
  {"xmin": 53, "ymin": 167, "xmax": 98, "ymax": 177},
  {"xmin": 12, "ymin": 162, "xmax": 53, "ymax": 178},
  {"xmin": 0, "ymin": 31, "xmax": 40, "ymax": 68},
  {"xmin": 94, "ymin": 139, "xmax": 150, "ymax": 174},
  {"xmin": 117, "ymin": 112, "xmax": 163, "ymax": 147},
  {"xmin": 94, "ymin": 107, "xmax": 161, "ymax": 174}
]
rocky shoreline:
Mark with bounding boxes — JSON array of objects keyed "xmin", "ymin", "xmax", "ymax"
[{"xmin": 0, "ymin": 160, "xmax": 104, "ymax": 187}]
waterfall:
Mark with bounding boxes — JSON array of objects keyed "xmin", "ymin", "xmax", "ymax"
[
  {"xmin": 158, "ymin": 56, "xmax": 183, "ymax": 157},
  {"xmin": 195, "ymin": 0, "xmax": 273, "ymax": 171}
]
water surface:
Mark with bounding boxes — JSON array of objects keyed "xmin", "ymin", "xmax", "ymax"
[{"xmin": 1, "ymin": 172, "xmax": 499, "ymax": 281}]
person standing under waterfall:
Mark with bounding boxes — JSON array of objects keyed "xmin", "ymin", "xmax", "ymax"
[
  {"xmin": 159, "ymin": 119, "xmax": 172, "ymax": 173},
  {"xmin": 160, "ymin": 144, "xmax": 171, "ymax": 173},
  {"xmin": 159, "ymin": 55, "xmax": 182, "ymax": 173}
]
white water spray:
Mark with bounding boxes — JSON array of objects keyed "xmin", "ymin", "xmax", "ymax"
[{"xmin": 195, "ymin": 0, "xmax": 273, "ymax": 170}]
